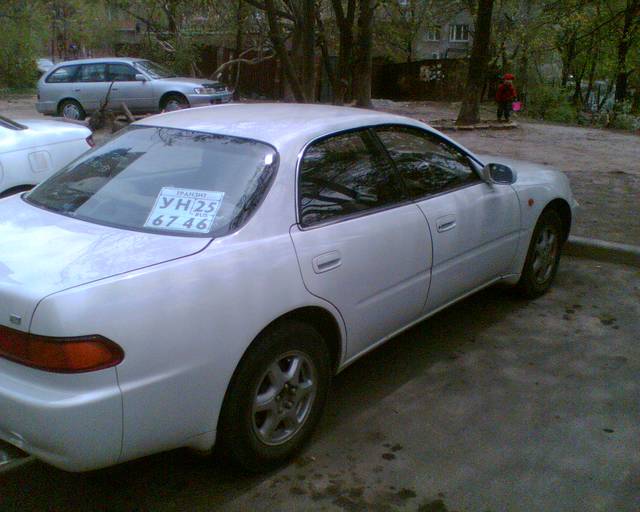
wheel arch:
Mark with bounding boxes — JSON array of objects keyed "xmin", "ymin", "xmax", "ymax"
[
  {"xmin": 0, "ymin": 184, "xmax": 34, "ymax": 199},
  {"xmin": 159, "ymin": 91, "xmax": 189, "ymax": 110},
  {"xmin": 214, "ymin": 305, "xmax": 344, "ymax": 444},
  {"xmin": 57, "ymin": 97, "xmax": 83, "ymax": 114},
  {"xmin": 543, "ymin": 198, "xmax": 572, "ymax": 242}
]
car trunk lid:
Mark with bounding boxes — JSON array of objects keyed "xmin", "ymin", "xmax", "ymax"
[{"xmin": 0, "ymin": 195, "xmax": 209, "ymax": 330}]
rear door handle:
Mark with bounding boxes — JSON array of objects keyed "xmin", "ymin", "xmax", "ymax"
[
  {"xmin": 436, "ymin": 214, "xmax": 457, "ymax": 233},
  {"xmin": 312, "ymin": 251, "xmax": 342, "ymax": 274}
]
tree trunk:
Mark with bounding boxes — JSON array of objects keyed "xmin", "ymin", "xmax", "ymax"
[
  {"xmin": 233, "ymin": 0, "xmax": 245, "ymax": 100},
  {"xmin": 614, "ymin": 0, "xmax": 640, "ymax": 103},
  {"xmin": 316, "ymin": 10, "xmax": 339, "ymax": 101},
  {"xmin": 354, "ymin": 0, "xmax": 374, "ymax": 108},
  {"xmin": 301, "ymin": 0, "xmax": 316, "ymax": 101},
  {"xmin": 560, "ymin": 32, "xmax": 576, "ymax": 88},
  {"xmin": 456, "ymin": 0, "xmax": 494, "ymax": 125},
  {"xmin": 330, "ymin": 0, "xmax": 356, "ymax": 105},
  {"xmin": 264, "ymin": 0, "xmax": 306, "ymax": 102}
]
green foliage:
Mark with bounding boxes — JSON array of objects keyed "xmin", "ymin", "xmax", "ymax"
[
  {"xmin": 0, "ymin": 2, "xmax": 44, "ymax": 89},
  {"xmin": 609, "ymin": 100, "xmax": 640, "ymax": 130},
  {"xmin": 525, "ymin": 84, "xmax": 578, "ymax": 124}
]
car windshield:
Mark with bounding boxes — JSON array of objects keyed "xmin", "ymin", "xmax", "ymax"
[
  {"xmin": 134, "ymin": 60, "xmax": 176, "ymax": 79},
  {"xmin": 0, "ymin": 115, "xmax": 27, "ymax": 130},
  {"xmin": 26, "ymin": 126, "xmax": 278, "ymax": 238}
]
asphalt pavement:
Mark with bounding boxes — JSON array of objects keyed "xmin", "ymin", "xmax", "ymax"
[{"xmin": 0, "ymin": 256, "xmax": 638, "ymax": 512}]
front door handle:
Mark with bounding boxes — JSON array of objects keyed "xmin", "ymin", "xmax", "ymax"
[
  {"xmin": 312, "ymin": 251, "xmax": 342, "ymax": 274},
  {"xmin": 436, "ymin": 214, "xmax": 457, "ymax": 233}
]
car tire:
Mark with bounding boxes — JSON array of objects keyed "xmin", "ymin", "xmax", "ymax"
[
  {"xmin": 517, "ymin": 208, "xmax": 564, "ymax": 298},
  {"xmin": 58, "ymin": 99, "xmax": 86, "ymax": 121},
  {"xmin": 161, "ymin": 93, "xmax": 189, "ymax": 111},
  {"xmin": 217, "ymin": 320, "xmax": 331, "ymax": 473}
]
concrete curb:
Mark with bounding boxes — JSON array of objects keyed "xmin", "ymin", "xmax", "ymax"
[{"xmin": 565, "ymin": 236, "xmax": 640, "ymax": 268}]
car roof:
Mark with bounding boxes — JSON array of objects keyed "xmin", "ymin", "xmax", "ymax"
[
  {"xmin": 51, "ymin": 57, "xmax": 145, "ymax": 67},
  {"xmin": 134, "ymin": 103, "xmax": 427, "ymax": 150}
]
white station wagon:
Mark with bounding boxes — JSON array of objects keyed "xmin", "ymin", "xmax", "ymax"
[{"xmin": 0, "ymin": 104, "xmax": 576, "ymax": 472}]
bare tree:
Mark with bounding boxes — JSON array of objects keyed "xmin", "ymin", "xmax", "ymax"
[
  {"xmin": 614, "ymin": 0, "xmax": 640, "ymax": 102},
  {"xmin": 354, "ymin": 0, "xmax": 374, "ymax": 107},
  {"xmin": 456, "ymin": 0, "xmax": 494, "ymax": 125}
]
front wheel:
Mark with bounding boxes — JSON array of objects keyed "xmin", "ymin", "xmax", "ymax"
[
  {"xmin": 217, "ymin": 321, "xmax": 331, "ymax": 472},
  {"xmin": 161, "ymin": 93, "xmax": 188, "ymax": 111},
  {"xmin": 517, "ymin": 209, "xmax": 564, "ymax": 298},
  {"xmin": 58, "ymin": 99, "xmax": 86, "ymax": 120}
]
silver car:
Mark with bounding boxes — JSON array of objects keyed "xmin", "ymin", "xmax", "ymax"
[{"xmin": 36, "ymin": 57, "xmax": 232, "ymax": 120}]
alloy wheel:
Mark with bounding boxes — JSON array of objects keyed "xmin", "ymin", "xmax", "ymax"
[
  {"xmin": 251, "ymin": 351, "xmax": 317, "ymax": 446},
  {"xmin": 62, "ymin": 103, "xmax": 82, "ymax": 120},
  {"xmin": 532, "ymin": 226, "xmax": 558, "ymax": 284}
]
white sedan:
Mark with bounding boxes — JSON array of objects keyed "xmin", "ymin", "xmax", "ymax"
[
  {"xmin": 0, "ymin": 115, "xmax": 93, "ymax": 197},
  {"xmin": 0, "ymin": 104, "xmax": 576, "ymax": 472}
]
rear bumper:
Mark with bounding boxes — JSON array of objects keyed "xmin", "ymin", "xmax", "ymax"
[
  {"xmin": 0, "ymin": 358, "xmax": 123, "ymax": 472},
  {"xmin": 36, "ymin": 100, "xmax": 57, "ymax": 115}
]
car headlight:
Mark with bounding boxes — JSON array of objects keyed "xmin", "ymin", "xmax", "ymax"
[{"xmin": 193, "ymin": 87, "xmax": 205, "ymax": 94}]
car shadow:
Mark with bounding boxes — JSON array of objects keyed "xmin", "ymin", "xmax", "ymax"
[{"xmin": 0, "ymin": 284, "xmax": 528, "ymax": 511}]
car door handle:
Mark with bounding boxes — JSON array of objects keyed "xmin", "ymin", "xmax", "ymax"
[
  {"xmin": 73, "ymin": 88, "xmax": 81, "ymax": 92},
  {"xmin": 436, "ymin": 215, "xmax": 457, "ymax": 233},
  {"xmin": 312, "ymin": 251, "xmax": 342, "ymax": 274}
]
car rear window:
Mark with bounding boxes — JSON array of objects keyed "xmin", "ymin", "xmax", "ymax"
[
  {"xmin": 26, "ymin": 126, "xmax": 278, "ymax": 238},
  {"xmin": 46, "ymin": 65, "xmax": 79, "ymax": 83}
]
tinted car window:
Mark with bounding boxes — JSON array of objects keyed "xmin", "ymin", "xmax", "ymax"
[
  {"xmin": 299, "ymin": 130, "xmax": 404, "ymax": 227},
  {"xmin": 133, "ymin": 60, "xmax": 176, "ymax": 79},
  {"xmin": 46, "ymin": 65, "xmax": 79, "ymax": 83},
  {"xmin": 26, "ymin": 127, "xmax": 278, "ymax": 238},
  {"xmin": 108, "ymin": 63, "xmax": 137, "ymax": 82},
  {"xmin": 77, "ymin": 63, "xmax": 107, "ymax": 82},
  {"xmin": 376, "ymin": 126, "xmax": 479, "ymax": 198}
]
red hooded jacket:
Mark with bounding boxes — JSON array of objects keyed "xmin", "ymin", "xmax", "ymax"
[{"xmin": 496, "ymin": 82, "xmax": 517, "ymax": 102}]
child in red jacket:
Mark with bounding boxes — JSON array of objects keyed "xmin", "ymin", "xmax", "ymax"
[{"xmin": 496, "ymin": 73, "xmax": 517, "ymax": 121}]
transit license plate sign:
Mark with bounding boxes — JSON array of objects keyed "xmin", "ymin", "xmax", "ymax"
[{"xmin": 144, "ymin": 187, "xmax": 224, "ymax": 234}]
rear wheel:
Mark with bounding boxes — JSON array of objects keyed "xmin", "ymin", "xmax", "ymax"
[
  {"xmin": 58, "ymin": 99, "xmax": 86, "ymax": 121},
  {"xmin": 161, "ymin": 93, "xmax": 189, "ymax": 112},
  {"xmin": 217, "ymin": 320, "xmax": 331, "ymax": 472},
  {"xmin": 517, "ymin": 208, "xmax": 564, "ymax": 298}
]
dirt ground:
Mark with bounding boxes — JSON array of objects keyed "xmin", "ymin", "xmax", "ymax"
[{"xmin": 2, "ymin": 95, "xmax": 639, "ymax": 245}]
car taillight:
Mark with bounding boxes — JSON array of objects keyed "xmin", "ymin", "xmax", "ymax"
[
  {"xmin": 0, "ymin": 325, "xmax": 124, "ymax": 373},
  {"xmin": 86, "ymin": 135, "xmax": 95, "ymax": 147}
]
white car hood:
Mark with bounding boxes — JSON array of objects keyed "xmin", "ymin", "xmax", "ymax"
[
  {"xmin": 0, "ymin": 119, "xmax": 91, "ymax": 154},
  {"xmin": 0, "ymin": 195, "xmax": 209, "ymax": 331}
]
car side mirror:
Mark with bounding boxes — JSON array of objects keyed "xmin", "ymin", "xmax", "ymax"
[
  {"xmin": 481, "ymin": 163, "xmax": 517, "ymax": 184},
  {"xmin": 135, "ymin": 74, "xmax": 147, "ymax": 82}
]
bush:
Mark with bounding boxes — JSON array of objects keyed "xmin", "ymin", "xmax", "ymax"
[
  {"xmin": 525, "ymin": 84, "xmax": 578, "ymax": 124},
  {"xmin": 609, "ymin": 100, "xmax": 640, "ymax": 131}
]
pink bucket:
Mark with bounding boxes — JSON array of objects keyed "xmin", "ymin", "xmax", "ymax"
[{"xmin": 512, "ymin": 101, "xmax": 522, "ymax": 112}]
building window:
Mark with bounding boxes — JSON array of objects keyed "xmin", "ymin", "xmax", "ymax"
[
  {"xmin": 449, "ymin": 24, "xmax": 470, "ymax": 42},
  {"xmin": 426, "ymin": 27, "xmax": 440, "ymax": 41}
]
